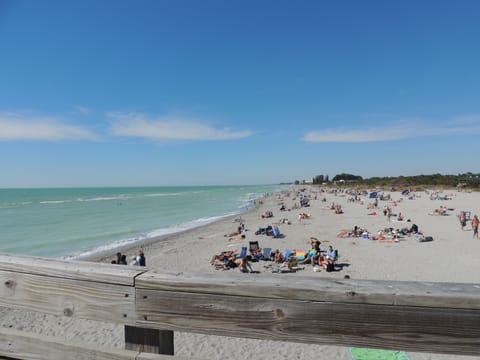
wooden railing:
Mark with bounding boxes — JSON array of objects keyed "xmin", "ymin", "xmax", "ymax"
[{"xmin": 0, "ymin": 252, "xmax": 479, "ymax": 359}]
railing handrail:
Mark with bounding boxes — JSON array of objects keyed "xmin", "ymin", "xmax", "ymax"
[{"xmin": 0, "ymin": 252, "xmax": 479, "ymax": 357}]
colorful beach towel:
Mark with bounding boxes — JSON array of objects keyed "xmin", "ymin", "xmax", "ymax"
[
  {"xmin": 295, "ymin": 250, "xmax": 307, "ymax": 260},
  {"xmin": 349, "ymin": 347, "xmax": 409, "ymax": 360}
]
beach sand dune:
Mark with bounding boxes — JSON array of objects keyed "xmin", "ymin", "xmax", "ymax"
[{"xmin": 2, "ymin": 186, "xmax": 479, "ymax": 359}]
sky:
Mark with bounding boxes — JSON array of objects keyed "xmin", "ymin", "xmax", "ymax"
[{"xmin": 0, "ymin": 0, "xmax": 479, "ymax": 187}]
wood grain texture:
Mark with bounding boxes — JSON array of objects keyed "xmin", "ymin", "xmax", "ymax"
[
  {"xmin": 0, "ymin": 327, "xmax": 197, "ymax": 360},
  {"xmin": 135, "ymin": 270, "xmax": 480, "ymax": 309},
  {"xmin": 0, "ymin": 252, "xmax": 145, "ymax": 286},
  {"xmin": 0, "ymin": 271, "xmax": 137, "ymax": 324},
  {"xmin": 135, "ymin": 289, "xmax": 480, "ymax": 355}
]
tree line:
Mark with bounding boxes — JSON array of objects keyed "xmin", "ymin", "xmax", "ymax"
[{"xmin": 310, "ymin": 172, "xmax": 480, "ymax": 189}]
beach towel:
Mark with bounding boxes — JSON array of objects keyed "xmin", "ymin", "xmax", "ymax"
[
  {"xmin": 349, "ymin": 347, "xmax": 409, "ymax": 360},
  {"xmin": 295, "ymin": 250, "xmax": 307, "ymax": 260}
]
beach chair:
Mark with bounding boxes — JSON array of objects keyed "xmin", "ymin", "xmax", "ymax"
[
  {"xmin": 261, "ymin": 247, "xmax": 272, "ymax": 261},
  {"xmin": 334, "ymin": 249, "xmax": 340, "ymax": 264},
  {"xmin": 249, "ymin": 241, "xmax": 262, "ymax": 260},
  {"xmin": 272, "ymin": 225, "xmax": 284, "ymax": 238},
  {"xmin": 249, "ymin": 241, "xmax": 260, "ymax": 254},
  {"xmin": 238, "ymin": 247, "xmax": 247, "ymax": 259}
]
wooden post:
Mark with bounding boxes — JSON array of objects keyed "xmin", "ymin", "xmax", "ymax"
[{"xmin": 125, "ymin": 325, "xmax": 174, "ymax": 355}]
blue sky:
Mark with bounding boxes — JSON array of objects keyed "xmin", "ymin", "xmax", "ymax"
[{"xmin": 0, "ymin": 0, "xmax": 479, "ymax": 187}]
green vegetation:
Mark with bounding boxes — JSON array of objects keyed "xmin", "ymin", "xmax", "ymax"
[{"xmin": 311, "ymin": 172, "xmax": 480, "ymax": 190}]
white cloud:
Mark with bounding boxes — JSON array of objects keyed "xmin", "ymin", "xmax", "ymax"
[
  {"xmin": 303, "ymin": 117, "xmax": 480, "ymax": 143},
  {"xmin": 0, "ymin": 113, "xmax": 98, "ymax": 141},
  {"xmin": 108, "ymin": 112, "xmax": 253, "ymax": 141}
]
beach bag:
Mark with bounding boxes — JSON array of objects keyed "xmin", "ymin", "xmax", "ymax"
[{"xmin": 326, "ymin": 262, "xmax": 334, "ymax": 272}]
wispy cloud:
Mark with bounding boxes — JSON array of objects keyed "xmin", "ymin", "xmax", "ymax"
[
  {"xmin": 0, "ymin": 113, "xmax": 98, "ymax": 141},
  {"xmin": 73, "ymin": 105, "xmax": 91, "ymax": 115},
  {"xmin": 303, "ymin": 117, "xmax": 480, "ymax": 143},
  {"xmin": 108, "ymin": 112, "xmax": 253, "ymax": 141}
]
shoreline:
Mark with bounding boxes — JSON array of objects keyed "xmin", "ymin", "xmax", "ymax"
[{"xmin": 81, "ymin": 193, "xmax": 265, "ymax": 264}]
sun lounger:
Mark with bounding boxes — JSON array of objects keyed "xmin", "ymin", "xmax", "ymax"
[
  {"xmin": 261, "ymin": 247, "xmax": 272, "ymax": 260},
  {"xmin": 238, "ymin": 247, "xmax": 247, "ymax": 259},
  {"xmin": 272, "ymin": 225, "xmax": 283, "ymax": 238}
]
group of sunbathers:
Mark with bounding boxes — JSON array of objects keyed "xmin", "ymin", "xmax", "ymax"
[
  {"xmin": 297, "ymin": 238, "xmax": 337, "ymax": 270},
  {"xmin": 298, "ymin": 212, "xmax": 311, "ymax": 221},
  {"xmin": 269, "ymin": 238, "xmax": 337, "ymax": 272},
  {"xmin": 210, "ymin": 250, "xmax": 254, "ymax": 273},
  {"xmin": 337, "ymin": 225, "xmax": 369, "ymax": 238},
  {"xmin": 210, "ymin": 235, "xmax": 339, "ymax": 273}
]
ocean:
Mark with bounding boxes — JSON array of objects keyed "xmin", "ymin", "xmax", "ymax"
[{"xmin": 0, "ymin": 185, "xmax": 284, "ymax": 259}]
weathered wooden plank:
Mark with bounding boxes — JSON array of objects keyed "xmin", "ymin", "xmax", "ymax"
[
  {"xmin": 0, "ymin": 327, "xmax": 197, "ymax": 360},
  {"xmin": 0, "ymin": 271, "xmax": 136, "ymax": 324},
  {"xmin": 135, "ymin": 289, "xmax": 480, "ymax": 356},
  {"xmin": 0, "ymin": 252, "xmax": 144, "ymax": 286},
  {"xmin": 135, "ymin": 270, "xmax": 480, "ymax": 309}
]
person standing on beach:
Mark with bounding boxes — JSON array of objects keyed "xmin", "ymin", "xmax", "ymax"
[
  {"xmin": 472, "ymin": 215, "xmax": 479, "ymax": 239},
  {"xmin": 459, "ymin": 211, "xmax": 467, "ymax": 230}
]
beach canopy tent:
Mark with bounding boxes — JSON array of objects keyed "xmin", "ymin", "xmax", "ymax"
[
  {"xmin": 369, "ymin": 191, "xmax": 378, "ymax": 199},
  {"xmin": 401, "ymin": 189, "xmax": 410, "ymax": 196}
]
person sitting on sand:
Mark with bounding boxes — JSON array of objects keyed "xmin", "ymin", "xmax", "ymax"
[
  {"xmin": 133, "ymin": 250, "xmax": 146, "ymax": 266},
  {"xmin": 273, "ymin": 249, "xmax": 285, "ymax": 263},
  {"xmin": 322, "ymin": 245, "xmax": 337, "ymax": 271},
  {"xmin": 119, "ymin": 254, "xmax": 127, "ymax": 265},
  {"xmin": 235, "ymin": 255, "xmax": 254, "ymax": 273},
  {"xmin": 299, "ymin": 238, "xmax": 321, "ymax": 266},
  {"xmin": 408, "ymin": 223, "xmax": 419, "ymax": 234}
]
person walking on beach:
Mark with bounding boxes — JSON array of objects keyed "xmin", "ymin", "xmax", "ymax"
[
  {"xmin": 459, "ymin": 211, "xmax": 467, "ymax": 230},
  {"xmin": 472, "ymin": 215, "xmax": 479, "ymax": 239}
]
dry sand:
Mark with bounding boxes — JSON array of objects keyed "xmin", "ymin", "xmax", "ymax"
[{"xmin": 2, "ymin": 186, "xmax": 480, "ymax": 359}]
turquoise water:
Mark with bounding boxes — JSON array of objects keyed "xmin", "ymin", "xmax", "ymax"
[{"xmin": 0, "ymin": 185, "xmax": 283, "ymax": 259}]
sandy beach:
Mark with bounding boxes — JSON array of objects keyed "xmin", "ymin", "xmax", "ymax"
[{"xmin": 2, "ymin": 185, "xmax": 480, "ymax": 359}]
